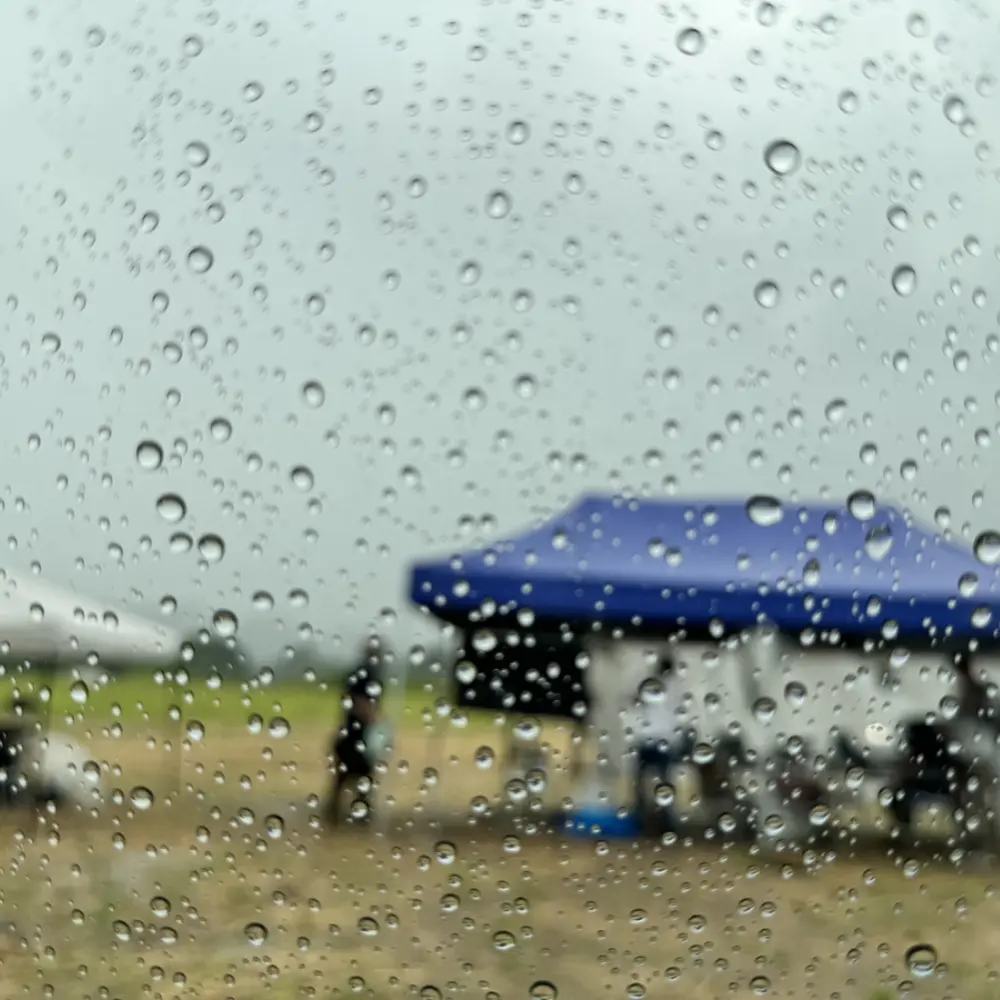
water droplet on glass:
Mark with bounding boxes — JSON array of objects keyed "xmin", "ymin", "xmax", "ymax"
[
  {"xmin": 213, "ymin": 609, "xmax": 238, "ymax": 637},
  {"xmin": 243, "ymin": 80, "xmax": 264, "ymax": 102},
  {"xmin": 156, "ymin": 494, "xmax": 187, "ymax": 523},
  {"xmin": 186, "ymin": 246, "xmax": 214, "ymax": 274},
  {"xmin": 753, "ymin": 280, "xmax": 780, "ymax": 309},
  {"xmin": 887, "ymin": 205, "xmax": 909, "ymax": 230},
  {"xmin": 865, "ymin": 525, "xmax": 893, "ymax": 561},
  {"xmin": 904, "ymin": 944, "xmax": 937, "ymax": 978},
  {"xmin": 130, "ymin": 785, "xmax": 155, "ymax": 811},
  {"xmin": 290, "ymin": 466, "xmax": 315, "ymax": 492},
  {"xmin": 459, "ymin": 260, "xmax": 482, "ymax": 285},
  {"xmin": 943, "ymin": 95, "xmax": 967, "ymax": 125},
  {"xmin": 209, "ymin": 417, "xmax": 232, "ymax": 443},
  {"xmin": 70, "ymin": 680, "xmax": 89, "ymax": 705},
  {"xmin": 847, "ymin": 490, "xmax": 877, "ymax": 522},
  {"xmin": 434, "ymin": 840, "xmax": 457, "ymax": 864},
  {"xmin": 974, "ymin": 531, "xmax": 1000, "ymax": 565},
  {"xmin": 639, "ymin": 677, "xmax": 666, "ymax": 704},
  {"xmin": 486, "ymin": 190, "xmax": 512, "ymax": 219},
  {"xmin": 676, "ymin": 27, "xmax": 705, "ymax": 55},
  {"xmin": 825, "ymin": 398, "xmax": 847, "ymax": 423},
  {"xmin": 185, "ymin": 141, "xmax": 210, "ymax": 167},
  {"xmin": 302, "ymin": 381, "xmax": 325, "ymax": 408},
  {"xmin": 837, "ymin": 89, "xmax": 859, "ymax": 114},
  {"xmin": 170, "ymin": 532, "xmax": 193, "ymax": 553},
  {"xmin": 506, "ymin": 120, "xmax": 530, "ymax": 144},
  {"xmin": 41, "ymin": 332, "xmax": 61, "ymax": 354},
  {"xmin": 763, "ymin": 139, "xmax": 801, "ymax": 176},
  {"xmin": 462, "ymin": 387, "xmax": 487, "ymax": 412},
  {"xmin": 197, "ymin": 534, "xmax": 225, "ymax": 563},
  {"xmin": 752, "ymin": 697, "xmax": 777, "ymax": 724},
  {"xmin": 136, "ymin": 440, "xmax": 163, "ymax": 470},
  {"xmin": 514, "ymin": 374, "xmax": 538, "ymax": 399},
  {"xmin": 244, "ymin": 922, "xmax": 268, "ymax": 947},
  {"xmin": 891, "ymin": 264, "xmax": 917, "ymax": 296},
  {"xmin": 746, "ymin": 495, "xmax": 783, "ymax": 527},
  {"xmin": 784, "ymin": 681, "xmax": 806, "ymax": 708},
  {"xmin": 492, "ymin": 930, "xmax": 516, "ymax": 952},
  {"xmin": 529, "ymin": 983, "xmax": 557, "ymax": 1000}
]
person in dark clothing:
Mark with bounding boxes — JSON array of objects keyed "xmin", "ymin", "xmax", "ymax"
[
  {"xmin": 0, "ymin": 695, "xmax": 37, "ymax": 807},
  {"xmin": 955, "ymin": 654, "xmax": 992, "ymax": 725},
  {"xmin": 891, "ymin": 721, "xmax": 969, "ymax": 829},
  {"xmin": 632, "ymin": 656, "xmax": 689, "ymax": 834},
  {"xmin": 326, "ymin": 662, "xmax": 384, "ymax": 825}
]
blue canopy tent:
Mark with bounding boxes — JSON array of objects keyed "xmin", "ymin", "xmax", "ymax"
[{"xmin": 410, "ymin": 494, "xmax": 1000, "ymax": 644}]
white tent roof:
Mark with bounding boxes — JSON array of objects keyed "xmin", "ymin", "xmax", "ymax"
[{"xmin": 0, "ymin": 569, "xmax": 180, "ymax": 666}]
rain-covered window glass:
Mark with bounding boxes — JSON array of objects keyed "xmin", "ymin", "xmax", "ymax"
[{"xmin": 4, "ymin": 3, "xmax": 1000, "ymax": 998}]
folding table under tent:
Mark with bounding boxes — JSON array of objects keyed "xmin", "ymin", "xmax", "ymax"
[{"xmin": 409, "ymin": 494, "xmax": 1000, "ymax": 837}]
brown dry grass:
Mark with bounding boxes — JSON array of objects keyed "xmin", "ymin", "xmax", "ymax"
[{"xmin": 0, "ymin": 722, "xmax": 998, "ymax": 1000}]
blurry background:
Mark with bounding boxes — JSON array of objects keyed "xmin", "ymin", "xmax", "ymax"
[
  {"xmin": 0, "ymin": 0, "xmax": 995, "ymax": 665},
  {"xmin": 0, "ymin": 2, "xmax": 995, "ymax": 998}
]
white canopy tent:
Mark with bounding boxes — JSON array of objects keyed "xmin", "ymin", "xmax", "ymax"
[{"xmin": 0, "ymin": 569, "xmax": 180, "ymax": 667}]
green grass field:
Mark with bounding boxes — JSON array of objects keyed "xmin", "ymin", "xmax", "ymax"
[{"xmin": 2, "ymin": 668, "xmax": 502, "ymax": 738}]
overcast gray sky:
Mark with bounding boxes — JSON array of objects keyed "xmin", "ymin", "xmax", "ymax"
[{"xmin": 0, "ymin": 0, "xmax": 996, "ymax": 667}]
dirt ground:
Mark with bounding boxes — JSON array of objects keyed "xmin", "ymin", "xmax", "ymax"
[{"xmin": 1, "ymin": 722, "xmax": 999, "ymax": 1000}]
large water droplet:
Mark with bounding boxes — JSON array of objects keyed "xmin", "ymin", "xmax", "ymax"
[
  {"xmin": 865, "ymin": 525, "xmax": 893, "ymax": 561},
  {"xmin": 752, "ymin": 696, "xmax": 777, "ymax": 723},
  {"xmin": 891, "ymin": 264, "xmax": 917, "ymax": 296},
  {"xmin": 753, "ymin": 280, "xmax": 780, "ymax": 308},
  {"xmin": 506, "ymin": 120, "xmax": 530, "ymax": 144},
  {"xmin": 847, "ymin": 490, "xmax": 877, "ymax": 521},
  {"xmin": 887, "ymin": 205, "xmax": 910, "ymax": 231},
  {"xmin": 746, "ymin": 495, "xmax": 784, "ymax": 527},
  {"xmin": 198, "ymin": 534, "xmax": 225, "ymax": 563},
  {"xmin": 290, "ymin": 465, "xmax": 315, "ymax": 492},
  {"xmin": 213, "ymin": 609, "xmax": 238, "ymax": 637},
  {"xmin": 486, "ymin": 189, "xmax": 512, "ymax": 219},
  {"xmin": 974, "ymin": 531, "xmax": 1000, "ymax": 565},
  {"xmin": 530, "ymin": 983, "xmax": 558, "ymax": 1000},
  {"xmin": 130, "ymin": 785, "xmax": 155, "ymax": 811},
  {"xmin": 302, "ymin": 381, "xmax": 325, "ymax": 408},
  {"xmin": 136, "ymin": 440, "xmax": 163, "ymax": 470},
  {"xmin": 763, "ymin": 139, "xmax": 801, "ymax": 176},
  {"xmin": 904, "ymin": 943, "xmax": 937, "ymax": 978},
  {"xmin": 185, "ymin": 141, "xmax": 210, "ymax": 167},
  {"xmin": 187, "ymin": 246, "xmax": 214, "ymax": 274},
  {"xmin": 676, "ymin": 27, "xmax": 705, "ymax": 55},
  {"xmin": 156, "ymin": 494, "xmax": 187, "ymax": 523},
  {"xmin": 244, "ymin": 922, "xmax": 268, "ymax": 947}
]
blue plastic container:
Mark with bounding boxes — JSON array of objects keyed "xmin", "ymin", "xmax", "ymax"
[{"xmin": 565, "ymin": 807, "xmax": 640, "ymax": 839}]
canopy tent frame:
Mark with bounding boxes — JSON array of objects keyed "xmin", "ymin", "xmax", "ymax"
[{"xmin": 410, "ymin": 495, "xmax": 1000, "ymax": 646}]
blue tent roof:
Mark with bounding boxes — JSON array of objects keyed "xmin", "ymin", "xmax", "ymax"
[{"xmin": 409, "ymin": 494, "xmax": 1000, "ymax": 642}]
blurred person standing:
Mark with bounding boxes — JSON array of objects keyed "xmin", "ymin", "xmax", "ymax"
[
  {"xmin": 627, "ymin": 655, "xmax": 687, "ymax": 833},
  {"xmin": 325, "ymin": 640, "xmax": 386, "ymax": 825}
]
